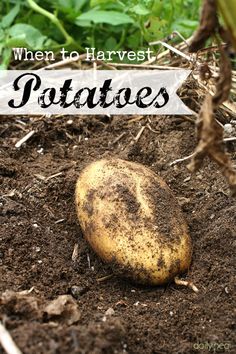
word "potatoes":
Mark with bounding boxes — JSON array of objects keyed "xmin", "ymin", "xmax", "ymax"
[{"xmin": 8, "ymin": 73, "xmax": 169, "ymax": 110}]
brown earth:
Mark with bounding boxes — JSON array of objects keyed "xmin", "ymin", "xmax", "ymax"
[{"xmin": 0, "ymin": 108, "xmax": 235, "ymax": 354}]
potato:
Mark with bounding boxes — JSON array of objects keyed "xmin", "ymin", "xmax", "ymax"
[{"xmin": 75, "ymin": 158, "xmax": 192, "ymax": 285}]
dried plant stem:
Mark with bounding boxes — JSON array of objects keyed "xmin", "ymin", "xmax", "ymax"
[
  {"xmin": 0, "ymin": 322, "xmax": 22, "ymax": 354},
  {"xmin": 96, "ymin": 274, "xmax": 114, "ymax": 282},
  {"xmin": 169, "ymin": 152, "xmax": 196, "ymax": 166},
  {"xmin": 15, "ymin": 130, "xmax": 35, "ymax": 148}
]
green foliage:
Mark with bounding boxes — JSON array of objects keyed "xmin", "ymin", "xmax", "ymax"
[
  {"xmin": 0, "ymin": 0, "xmax": 201, "ymax": 68},
  {"xmin": 76, "ymin": 10, "xmax": 134, "ymax": 26}
]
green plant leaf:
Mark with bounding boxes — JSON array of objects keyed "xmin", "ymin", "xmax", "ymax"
[
  {"xmin": 131, "ymin": 4, "xmax": 150, "ymax": 16},
  {"xmin": 75, "ymin": 19, "xmax": 93, "ymax": 27},
  {"xmin": 104, "ymin": 36, "xmax": 117, "ymax": 50},
  {"xmin": 76, "ymin": 10, "xmax": 134, "ymax": 26},
  {"xmin": 0, "ymin": 28, "xmax": 4, "ymax": 41},
  {"xmin": 73, "ymin": 0, "xmax": 89, "ymax": 11},
  {"xmin": 52, "ymin": 0, "xmax": 88, "ymax": 13},
  {"xmin": 127, "ymin": 32, "xmax": 140, "ymax": 49},
  {"xmin": 0, "ymin": 42, "xmax": 3, "ymax": 55},
  {"xmin": 8, "ymin": 24, "xmax": 48, "ymax": 49},
  {"xmin": 0, "ymin": 48, "xmax": 12, "ymax": 69},
  {"xmin": 173, "ymin": 19, "xmax": 199, "ymax": 30},
  {"xmin": 145, "ymin": 16, "xmax": 167, "ymax": 41},
  {"xmin": 90, "ymin": 0, "xmax": 114, "ymax": 7},
  {"xmin": 5, "ymin": 35, "xmax": 29, "ymax": 48},
  {"xmin": 172, "ymin": 18, "xmax": 199, "ymax": 37},
  {"xmin": 1, "ymin": 3, "xmax": 20, "ymax": 29}
]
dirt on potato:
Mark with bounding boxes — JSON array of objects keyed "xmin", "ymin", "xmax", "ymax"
[{"xmin": 0, "ymin": 112, "xmax": 235, "ymax": 354}]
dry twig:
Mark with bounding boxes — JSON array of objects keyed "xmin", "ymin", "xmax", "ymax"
[
  {"xmin": 96, "ymin": 274, "xmax": 114, "ymax": 282},
  {"xmin": 169, "ymin": 152, "xmax": 196, "ymax": 166},
  {"xmin": 72, "ymin": 244, "xmax": 79, "ymax": 262},
  {"xmin": 15, "ymin": 130, "xmax": 36, "ymax": 148},
  {"xmin": 134, "ymin": 126, "xmax": 146, "ymax": 142},
  {"xmin": 0, "ymin": 322, "xmax": 22, "ymax": 354}
]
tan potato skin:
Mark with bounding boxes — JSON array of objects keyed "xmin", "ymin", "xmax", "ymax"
[{"xmin": 75, "ymin": 158, "xmax": 192, "ymax": 285}]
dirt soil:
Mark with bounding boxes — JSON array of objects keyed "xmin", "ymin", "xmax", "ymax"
[{"xmin": 0, "ymin": 108, "xmax": 236, "ymax": 353}]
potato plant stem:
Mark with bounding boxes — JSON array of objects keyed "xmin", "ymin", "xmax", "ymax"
[
  {"xmin": 26, "ymin": 0, "xmax": 76, "ymax": 48},
  {"xmin": 217, "ymin": 0, "xmax": 236, "ymax": 50}
]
